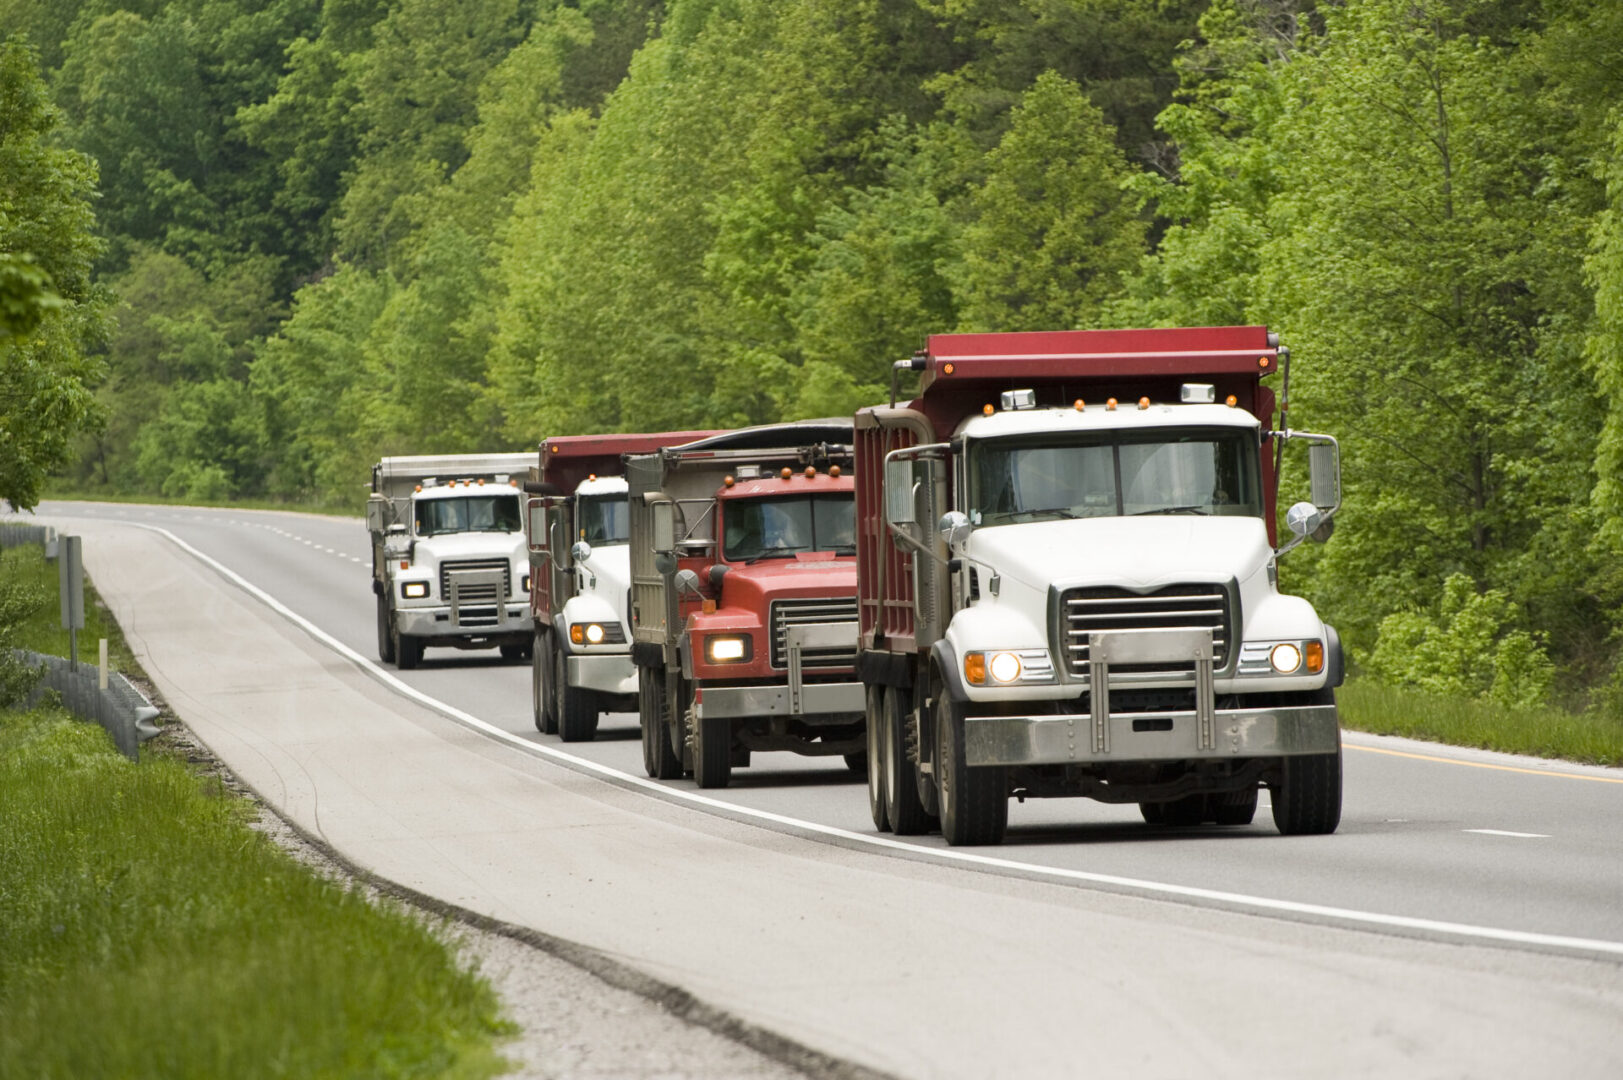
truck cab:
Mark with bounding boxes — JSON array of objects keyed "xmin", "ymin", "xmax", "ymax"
[{"xmin": 369, "ymin": 453, "xmax": 534, "ymax": 669}]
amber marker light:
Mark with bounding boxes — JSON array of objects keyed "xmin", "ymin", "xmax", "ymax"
[
  {"xmin": 943, "ymin": 362, "xmax": 955, "ymax": 375},
  {"xmin": 509, "ymin": 479, "xmax": 518, "ymax": 487},
  {"xmin": 1258, "ymin": 356, "xmax": 1271, "ymax": 369},
  {"xmin": 1306, "ymin": 640, "xmax": 1325, "ymax": 674},
  {"xmin": 805, "ymin": 466, "xmax": 816, "ymax": 479},
  {"xmin": 702, "ymin": 598, "xmax": 717, "ymax": 614},
  {"xmin": 1074, "ymin": 399, "xmax": 1085, "ymax": 410},
  {"xmin": 830, "ymin": 465, "xmax": 841, "ymax": 477},
  {"xmin": 398, "ymin": 560, "xmax": 409, "ymax": 570},
  {"xmin": 1106, "ymin": 397, "xmax": 1118, "ymax": 411},
  {"xmin": 1138, "ymin": 396, "xmax": 1150, "ymax": 410},
  {"xmin": 964, "ymin": 652, "xmax": 987, "ymax": 686},
  {"xmin": 723, "ymin": 475, "xmax": 735, "ymax": 487},
  {"xmin": 983, "ymin": 403, "xmax": 995, "ymax": 415},
  {"xmin": 781, "ymin": 467, "xmax": 793, "ymax": 480},
  {"xmin": 414, "ymin": 484, "xmax": 422, "ymax": 492},
  {"xmin": 1226, "ymin": 395, "xmax": 1238, "ymax": 407}
]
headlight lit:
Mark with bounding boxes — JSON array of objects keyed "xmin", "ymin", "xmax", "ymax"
[
  {"xmin": 401, "ymin": 581, "xmax": 429, "ymax": 599},
  {"xmin": 988, "ymin": 651, "xmax": 1022, "ymax": 683},
  {"xmin": 1270, "ymin": 642, "xmax": 1303, "ymax": 674},
  {"xmin": 522, "ymin": 574, "xmax": 531, "ymax": 593},
  {"xmin": 569, "ymin": 623, "xmax": 606, "ymax": 645},
  {"xmin": 706, "ymin": 635, "xmax": 749, "ymax": 663}
]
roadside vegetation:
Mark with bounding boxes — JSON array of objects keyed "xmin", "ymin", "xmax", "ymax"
[{"xmin": 0, "ymin": 545, "xmax": 515, "ymax": 1078}]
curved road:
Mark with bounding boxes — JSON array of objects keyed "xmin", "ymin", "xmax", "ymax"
[{"xmin": 19, "ymin": 500, "xmax": 1623, "ymax": 1078}]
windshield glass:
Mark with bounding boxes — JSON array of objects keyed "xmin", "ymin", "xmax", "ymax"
[
  {"xmin": 723, "ymin": 495, "xmax": 855, "ymax": 562},
  {"xmin": 415, "ymin": 494, "xmax": 523, "ymax": 536},
  {"xmin": 969, "ymin": 429, "xmax": 1260, "ymax": 525},
  {"xmin": 577, "ymin": 495, "xmax": 629, "ymax": 544}
]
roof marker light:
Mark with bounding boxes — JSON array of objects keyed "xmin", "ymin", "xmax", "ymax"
[
  {"xmin": 830, "ymin": 465, "xmax": 841, "ymax": 478},
  {"xmin": 983, "ymin": 404, "xmax": 995, "ymax": 416},
  {"xmin": 1138, "ymin": 396, "xmax": 1151, "ymax": 410},
  {"xmin": 1226, "ymin": 395, "xmax": 1239, "ymax": 407},
  {"xmin": 781, "ymin": 467, "xmax": 793, "ymax": 480},
  {"xmin": 1106, "ymin": 398, "xmax": 1118, "ymax": 411},
  {"xmin": 1074, "ymin": 399, "xmax": 1085, "ymax": 411},
  {"xmin": 588, "ymin": 473, "xmax": 597, "ymax": 481},
  {"xmin": 804, "ymin": 466, "xmax": 816, "ymax": 479},
  {"xmin": 414, "ymin": 484, "xmax": 422, "ymax": 492},
  {"xmin": 724, "ymin": 475, "xmax": 735, "ymax": 488}
]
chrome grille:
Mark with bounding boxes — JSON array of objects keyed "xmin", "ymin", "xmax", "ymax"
[
  {"xmin": 441, "ymin": 559, "xmax": 511, "ymax": 600},
  {"xmin": 771, "ymin": 597, "xmax": 858, "ymax": 669},
  {"xmin": 1061, "ymin": 585, "xmax": 1230, "ymax": 678}
]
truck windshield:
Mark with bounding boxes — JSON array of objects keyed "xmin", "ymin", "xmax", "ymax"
[
  {"xmin": 415, "ymin": 495, "xmax": 523, "ymax": 536},
  {"xmin": 970, "ymin": 429, "xmax": 1260, "ymax": 525},
  {"xmin": 577, "ymin": 495, "xmax": 629, "ymax": 544},
  {"xmin": 724, "ymin": 495, "xmax": 855, "ymax": 562}
]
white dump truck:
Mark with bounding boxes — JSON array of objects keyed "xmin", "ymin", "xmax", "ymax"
[{"xmin": 369, "ymin": 453, "xmax": 534, "ymax": 668}]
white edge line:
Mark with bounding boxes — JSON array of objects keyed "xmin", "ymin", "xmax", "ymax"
[
  {"xmin": 1466, "ymin": 829, "xmax": 1551, "ymax": 839},
  {"xmin": 137, "ymin": 521, "xmax": 1623, "ymax": 962}
]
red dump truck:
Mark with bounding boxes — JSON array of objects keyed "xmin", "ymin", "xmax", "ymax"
[
  {"xmin": 525, "ymin": 431, "xmax": 715, "ymax": 740},
  {"xmin": 627, "ymin": 422, "xmax": 865, "ymax": 788},
  {"xmin": 855, "ymin": 326, "xmax": 1344, "ymax": 844}
]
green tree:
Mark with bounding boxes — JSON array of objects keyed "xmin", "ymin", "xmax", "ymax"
[
  {"xmin": 955, "ymin": 70, "xmax": 1143, "ymax": 330},
  {"xmin": 0, "ymin": 38, "xmax": 108, "ymax": 511}
]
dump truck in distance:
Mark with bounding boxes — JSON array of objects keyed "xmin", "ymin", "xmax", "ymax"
[
  {"xmin": 855, "ymin": 326, "xmax": 1344, "ymax": 845},
  {"xmin": 368, "ymin": 453, "xmax": 535, "ymax": 669},
  {"xmin": 525, "ymin": 431, "xmax": 717, "ymax": 741},
  {"xmin": 628, "ymin": 423, "xmax": 865, "ymax": 788}
]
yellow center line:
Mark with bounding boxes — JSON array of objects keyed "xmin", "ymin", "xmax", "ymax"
[{"xmin": 1347, "ymin": 743, "xmax": 1623, "ymax": 784}]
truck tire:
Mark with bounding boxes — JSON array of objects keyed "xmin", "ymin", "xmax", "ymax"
[
  {"xmin": 395, "ymin": 630, "xmax": 423, "ymax": 670},
  {"xmin": 692, "ymin": 695, "xmax": 732, "ymax": 789},
  {"xmin": 935, "ymin": 691, "xmax": 1007, "ymax": 846},
  {"xmin": 639, "ymin": 665, "xmax": 681, "ymax": 779},
  {"xmin": 500, "ymin": 643, "xmax": 528, "ymax": 662},
  {"xmin": 1272, "ymin": 750, "xmax": 1342, "ymax": 835},
  {"xmin": 532, "ymin": 631, "xmax": 557, "ymax": 735},
  {"xmin": 885, "ymin": 685, "xmax": 933, "ymax": 836},
  {"xmin": 1213, "ymin": 787, "xmax": 1259, "ymax": 826},
  {"xmin": 556, "ymin": 648, "xmax": 598, "ymax": 742},
  {"xmin": 376, "ymin": 595, "xmax": 396, "ymax": 664},
  {"xmin": 1139, "ymin": 801, "xmax": 1166, "ymax": 825},
  {"xmin": 1162, "ymin": 794, "xmax": 1208, "ymax": 826},
  {"xmin": 865, "ymin": 685, "xmax": 890, "ymax": 832}
]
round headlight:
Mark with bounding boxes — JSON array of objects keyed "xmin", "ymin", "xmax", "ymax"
[
  {"xmin": 585, "ymin": 623, "xmax": 605, "ymax": 644},
  {"xmin": 989, "ymin": 651, "xmax": 1023, "ymax": 683},
  {"xmin": 1270, "ymin": 642, "xmax": 1302, "ymax": 674}
]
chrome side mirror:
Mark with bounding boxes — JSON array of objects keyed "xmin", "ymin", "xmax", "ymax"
[
  {"xmin": 571, "ymin": 540, "xmax": 593, "ymax": 564},
  {"xmin": 939, "ymin": 510, "xmax": 973, "ymax": 547},
  {"xmin": 674, "ymin": 568, "xmax": 703, "ymax": 597},
  {"xmin": 1285, "ymin": 501, "xmax": 1323, "ymax": 539}
]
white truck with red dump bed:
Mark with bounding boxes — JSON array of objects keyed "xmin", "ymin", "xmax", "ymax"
[
  {"xmin": 627, "ymin": 422, "xmax": 865, "ymax": 788},
  {"xmin": 855, "ymin": 326, "xmax": 1344, "ymax": 845},
  {"xmin": 369, "ymin": 453, "xmax": 535, "ymax": 669},
  {"xmin": 524, "ymin": 431, "xmax": 715, "ymax": 741}
]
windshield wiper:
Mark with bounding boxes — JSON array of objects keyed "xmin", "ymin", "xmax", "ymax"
[
  {"xmin": 743, "ymin": 546, "xmax": 807, "ymax": 564},
  {"xmin": 1130, "ymin": 505, "xmax": 1208, "ymax": 516},
  {"xmin": 1007, "ymin": 507, "xmax": 1082, "ymax": 522}
]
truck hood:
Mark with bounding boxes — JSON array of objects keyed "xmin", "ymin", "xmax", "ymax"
[
  {"xmin": 964, "ymin": 516, "xmax": 1271, "ymax": 592},
  {"xmin": 415, "ymin": 530, "xmax": 525, "ymax": 560},
  {"xmin": 719, "ymin": 554, "xmax": 856, "ymax": 611},
  {"xmin": 575, "ymin": 543, "xmax": 632, "ymax": 618}
]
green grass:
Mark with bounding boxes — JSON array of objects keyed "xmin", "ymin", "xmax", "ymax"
[
  {"xmin": 1339, "ymin": 677, "xmax": 1623, "ymax": 767},
  {"xmin": 0, "ymin": 707, "xmax": 513, "ymax": 1080},
  {"xmin": 2, "ymin": 544, "xmax": 138, "ymax": 672}
]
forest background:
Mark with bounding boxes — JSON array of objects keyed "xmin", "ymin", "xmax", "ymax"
[{"xmin": 4, "ymin": 0, "xmax": 1623, "ymax": 715}]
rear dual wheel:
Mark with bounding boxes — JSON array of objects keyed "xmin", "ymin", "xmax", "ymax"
[
  {"xmin": 639, "ymin": 665, "xmax": 681, "ymax": 779},
  {"xmin": 532, "ymin": 630, "xmax": 557, "ymax": 735}
]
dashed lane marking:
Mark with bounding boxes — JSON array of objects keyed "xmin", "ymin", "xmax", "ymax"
[{"xmin": 1465, "ymin": 829, "xmax": 1551, "ymax": 839}]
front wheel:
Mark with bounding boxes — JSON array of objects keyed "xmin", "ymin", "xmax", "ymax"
[
  {"xmin": 935, "ymin": 690, "xmax": 1007, "ymax": 846},
  {"xmin": 376, "ymin": 594, "xmax": 396, "ymax": 664},
  {"xmin": 1272, "ymin": 750, "xmax": 1342, "ymax": 835},
  {"xmin": 692, "ymin": 691, "xmax": 732, "ymax": 789},
  {"xmin": 865, "ymin": 685, "xmax": 889, "ymax": 832},
  {"xmin": 556, "ymin": 648, "xmax": 598, "ymax": 742},
  {"xmin": 532, "ymin": 630, "xmax": 557, "ymax": 735},
  {"xmin": 395, "ymin": 629, "xmax": 423, "ymax": 670}
]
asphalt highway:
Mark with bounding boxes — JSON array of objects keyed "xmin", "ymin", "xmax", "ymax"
[{"xmin": 19, "ymin": 500, "xmax": 1623, "ymax": 1078}]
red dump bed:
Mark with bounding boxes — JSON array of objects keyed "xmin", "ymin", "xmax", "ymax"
[
  {"xmin": 538, "ymin": 431, "xmax": 720, "ymax": 494},
  {"xmin": 855, "ymin": 326, "xmax": 1281, "ymax": 652}
]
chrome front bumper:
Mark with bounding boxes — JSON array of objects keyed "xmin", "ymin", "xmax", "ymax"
[
  {"xmin": 567, "ymin": 653, "xmax": 637, "ymax": 696},
  {"xmin": 965, "ymin": 704, "xmax": 1340, "ymax": 767},
  {"xmin": 396, "ymin": 605, "xmax": 528, "ymax": 639},
  {"xmin": 696, "ymin": 681, "xmax": 865, "ymax": 722}
]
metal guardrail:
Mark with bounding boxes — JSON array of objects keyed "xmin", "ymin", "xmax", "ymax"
[
  {"xmin": 1, "ymin": 522, "xmax": 57, "ymax": 554},
  {"xmin": 16, "ymin": 649, "xmax": 162, "ymax": 761}
]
